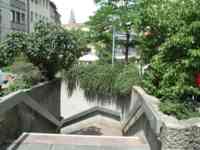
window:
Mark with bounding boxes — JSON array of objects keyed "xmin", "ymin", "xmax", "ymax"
[
  {"xmin": 46, "ymin": 0, "xmax": 48, "ymax": 8},
  {"xmin": 35, "ymin": 13, "xmax": 38, "ymax": 20},
  {"xmin": 0, "ymin": 10, "xmax": 1, "ymax": 23},
  {"xmin": 11, "ymin": 10, "xmax": 15, "ymax": 22},
  {"xmin": 16, "ymin": 12, "xmax": 20, "ymax": 24},
  {"xmin": 31, "ymin": 11, "xmax": 34, "ymax": 22},
  {"xmin": 43, "ymin": 0, "xmax": 45, "ymax": 7},
  {"xmin": 21, "ymin": 13, "xmax": 25, "ymax": 24}
]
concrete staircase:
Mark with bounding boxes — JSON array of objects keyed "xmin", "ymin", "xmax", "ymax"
[{"xmin": 9, "ymin": 133, "xmax": 149, "ymax": 150}]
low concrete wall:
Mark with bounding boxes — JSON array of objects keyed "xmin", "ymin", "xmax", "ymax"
[
  {"xmin": 122, "ymin": 86, "xmax": 200, "ymax": 150},
  {"xmin": 28, "ymin": 79, "xmax": 61, "ymax": 119},
  {"xmin": 0, "ymin": 107, "xmax": 21, "ymax": 146},
  {"xmin": 0, "ymin": 79, "xmax": 61, "ymax": 147}
]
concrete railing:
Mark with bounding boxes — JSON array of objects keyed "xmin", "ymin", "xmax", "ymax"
[
  {"xmin": 0, "ymin": 79, "xmax": 61, "ymax": 146},
  {"xmin": 122, "ymin": 86, "xmax": 200, "ymax": 150},
  {"xmin": 61, "ymin": 106, "xmax": 120, "ymax": 128}
]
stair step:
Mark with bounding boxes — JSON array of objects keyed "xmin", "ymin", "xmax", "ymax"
[{"xmin": 9, "ymin": 133, "xmax": 149, "ymax": 150}]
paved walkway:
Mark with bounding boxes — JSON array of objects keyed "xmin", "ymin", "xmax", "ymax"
[
  {"xmin": 61, "ymin": 115, "xmax": 122, "ymax": 136},
  {"xmin": 9, "ymin": 133, "xmax": 149, "ymax": 150}
]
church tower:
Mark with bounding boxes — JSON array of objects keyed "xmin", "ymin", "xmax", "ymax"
[{"xmin": 69, "ymin": 9, "xmax": 76, "ymax": 24}]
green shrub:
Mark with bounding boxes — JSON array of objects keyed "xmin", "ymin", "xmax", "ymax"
[
  {"xmin": 0, "ymin": 57, "xmax": 43, "ymax": 97},
  {"xmin": 0, "ymin": 79, "xmax": 30, "ymax": 97},
  {"xmin": 4, "ymin": 21, "xmax": 82, "ymax": 80},
  {"xmin": 114, "ymin": 64, "xmax": 141, "ymax": 96},
  {"xmin": 160, "ymin": 101, "xmax": 200, "ymax": 120},
  {"xmin": 65, "ymin": 63, "xmax": 141, "ymax": 99}
]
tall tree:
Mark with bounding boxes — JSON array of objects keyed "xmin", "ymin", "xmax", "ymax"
[{"xmin": 88, "ymin": 0, "xmax": 139, "ymax": 64}]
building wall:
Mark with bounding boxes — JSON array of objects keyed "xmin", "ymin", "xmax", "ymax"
[
  {"xmin": 0, "ymin": 0, "xmax": 27, "ymax": 40},
  {"xmin": 0, "ymin": 0, "xmax": 11, "ymax": 40},
  {"xmin": 10, "ymin": 0, "xmax": 27, "ymax": 32},
  {"xmin": 0, "ymin": 0, "xmax": 60, "ymax": 40},
  {"xmin": 49, "ymin": 2, "xmax": 60, "ymax": 24},
  {"xmin": 29, "ymin": 0, "xmax": 51, "ymax": 32}
]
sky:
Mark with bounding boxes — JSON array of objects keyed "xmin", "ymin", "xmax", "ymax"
[{"xmin": 51, "ymin": 0, "xmax": 97, "ymax": 24}]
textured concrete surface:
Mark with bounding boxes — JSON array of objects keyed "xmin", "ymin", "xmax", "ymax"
[
  {"xmin": 61, "ymin": 81, "xmax": 121, "ymax": 118},
  {"xmin": 0, "ymin": 80, "xmax": 61, "ymax": 148},
  {"xmin": 8, "ymin": 133, "xmax": 149, "ymax": 150},
  {"xmin": 123, "ymin": 86, "xmax": 200, "ymax": 150},
  {"xmin": 61, "ymin": 107, "xmax": 120, "ymax": 128},
  {"xmin": 61, "ymin": 115, "xmax": 122, "ymax": 136}
]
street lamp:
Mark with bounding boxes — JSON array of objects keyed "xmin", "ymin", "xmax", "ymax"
[
  {"xmin": 112, "ymin": 26, "xmax": 116, "ymax": 66},
  {"xmin": 109, "ymin": 15, "xmax": 119, "ymax": 66}
]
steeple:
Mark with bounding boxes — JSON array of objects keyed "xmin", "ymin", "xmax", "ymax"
[{"xmin": 69, "ymin": 9, "xmax": 76, "ymax": 24}]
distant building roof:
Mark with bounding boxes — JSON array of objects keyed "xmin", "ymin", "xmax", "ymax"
[{"xmin": 63, "ymin": 23, "xmax": 83, "ymax": 29}]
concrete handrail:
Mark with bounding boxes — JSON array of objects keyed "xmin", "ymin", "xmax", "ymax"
[
  {"xmin": 122, "ymin": 87, "xmax": 164, "ymax": 136},
  {"xmin": 61, "ymin": 106, "xmax": 120, "ymax": 128},
  {"xmin": 0, "ymin": 81, "xmax": 61, "ymax": 127}
]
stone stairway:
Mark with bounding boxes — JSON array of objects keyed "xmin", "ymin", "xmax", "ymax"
[{"xmin": 8, "ymin": 133, "xmax": 149, "ymax": 150}]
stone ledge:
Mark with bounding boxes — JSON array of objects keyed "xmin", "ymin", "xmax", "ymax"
[
  {"xmin": 123, "ymin": 86, "xmax": 200, "ymax": 150},
  {"xmin": 132, "ymin": 86, "xmax": 200, "ymax": 133}
]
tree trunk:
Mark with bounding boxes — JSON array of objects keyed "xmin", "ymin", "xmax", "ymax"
[{"xmin": 125, "ymin": 32, "xmax": 130, "ymax": 64}]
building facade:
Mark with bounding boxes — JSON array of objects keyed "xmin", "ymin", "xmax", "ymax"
[
  {"xmin": 0, "ymin": 0, "xmax": 27, "ymax": 40},
  {"xmin": 49, "ymin": 1, "xmax": 61, "ymax": 24},
  {"xmin": 0, "ymin": 0, "xmax": 60, "ymax": 40}
]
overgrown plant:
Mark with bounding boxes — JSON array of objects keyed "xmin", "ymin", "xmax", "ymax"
[
  {"xmin": 2, "ymin": 21, "xmax": 83, "ymax": 80},
  {"xmin": 65, "ymin": 63, "xmax": 141, "ymax": 100},
  {"xmin": 140, "ymin": 0, "xmax": 200, "ymax": 119}
]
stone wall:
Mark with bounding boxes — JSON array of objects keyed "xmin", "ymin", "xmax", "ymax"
[
  {"xmin": 28, "ymin": 79, "xmax": 61, "ymax": 119},
  {"xmin": 0, "ymin": 80, "xmax": 61, "ymax": 148},
  {"xmin": 122, "ymin": 86, "xmax": 200, "ymax": 150},
  {"xmin": 0, "ymin": 107, "xmax": 21, "ymax": 146}
]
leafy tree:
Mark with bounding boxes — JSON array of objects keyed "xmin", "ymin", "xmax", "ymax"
[
  {"xmin": 88, "ymin": 0, "xmax": 139, "ymax": 63},
  {"xmin": 140, "ymin": 0, "xmax": 200, "ymax": 119},
  {"xmin": 0, "ymin": 32, "xmax": 26, "ymax": 67},
  {"xmin": 4, "ymin": 21, "xmax": 82, "ymax": 80}
]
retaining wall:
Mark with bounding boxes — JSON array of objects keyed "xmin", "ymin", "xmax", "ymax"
[
  {"xmin": 0, "ymin": 79, "xmax": 61, "ymax": 147},
  {"xmin": 122, "ymin": 86, "xmax": 200, "ymax": 150}
]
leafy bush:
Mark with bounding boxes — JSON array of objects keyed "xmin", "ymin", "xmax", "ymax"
[
  {"xmin": 0, "ymin": 57, "xmax": 43, "ymax": 97},
  {"xmin": 4, "ymin": 21, "xmax": 82, "ymax": 80},
  {"xmin": 7, "ymin": 57, "xmax": 43, "ymax": 85},
  {"xmin": 140, "ymin": 0, "xmax": 200, "ymax": 119},
  {"xmin": 114, "ymin": 64, "xmax": 141, "ymax": 96},
  {"xmin": 0, "ymin": 78, "xmax": 30, "ymax": 97},
  {"xmin": 65, "ymin": 63, "xmax": 141, "ymax": 99}
]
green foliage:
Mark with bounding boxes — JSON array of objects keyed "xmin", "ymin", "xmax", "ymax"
[
  {"xmin": 87, "ymin": 0, "xmax": 139, "ymax": 63},
  {"xmin": 140, "ymin": 0, "xmax": 200, "ymax": 119},
  {"xmin": 65, "ymin": 63, "xmax": 141, "ymax": 99},
  {"xmin": 8, "ymin": 57, "xmax": 43, "ymax": 85},
  {"xmin": 78, "ymin": 63, "xmax": 121, "ymax": 98},
  {"xmin": 0, "ymin": 57, "xmax": 43, "ymax": 97},
  {"xmin": 0, "ymin": 78, "xmax": 30, "ymax": 97},
  {"xmin": 114, "ymin": 64, "xmax": 141, "ymax": 96},
  {"xmin": 3, "ymin": 21, "xmax": 82, "ymax": 80},
  {"xmin": 0, "ymin": 32, "xmax": 24, "ymax": 67}
]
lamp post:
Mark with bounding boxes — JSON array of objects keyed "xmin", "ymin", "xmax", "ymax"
[
  {"xmin": 110, "ymin": 15, "xmax": 120, "ymax": 67},
  {"xmin": 112, "ymin": 27, "xmax": 116, "ymax": 66}
]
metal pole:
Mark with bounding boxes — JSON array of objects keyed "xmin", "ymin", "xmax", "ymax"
[{"xmin": 112, "ymin": 27, "xmax": 115, "ymax": 66}]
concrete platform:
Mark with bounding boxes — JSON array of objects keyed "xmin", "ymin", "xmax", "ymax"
[
  {"xmin": 8, "ymin": 133, "xmax": 149, "ymax": 150},
  {"xmin": 61, "ymin": 115, "xmax": 122, "ymax": 136}
]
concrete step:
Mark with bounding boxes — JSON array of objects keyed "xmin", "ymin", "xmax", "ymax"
[{"xmin": 9, "ymin": 133, "xmax": 149, "ymax": 150}]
